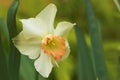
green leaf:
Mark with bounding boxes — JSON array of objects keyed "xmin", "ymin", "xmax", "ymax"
[
  {"xmin": 0, "ymin": 38, "xmax": 9, "ymax": 80},
  {"xmin": 116, "ymin": 56, "xmax": 120, "ymax": 80},
  {"xmin": 7, "ymin": 0, "xmax": 19, "ymax": 38},
  {"xmin": 20, "ymin": 55, "xmax": 35, "ymax": 80},
  {"xmin": 113, "ymin": 0, "xmax": 120, "ymax": 12},
  {"xmin": 7, "ymin": 0, "xmax": 21, "ymax": 80},
  {"xmin": 35, "ymin": 71, "xmax": 39, "ymax": 80},
  {"xmin": 0, "ymin": 17, "xmax": 9, "ymax": 43},
  {"xmin": 75, "ymin": 24, "xmax": 96, "ymax": 80},
  {"xmin": 0, "ymin": 20, "xmax": 9, "ymax": 80},
  {"xmin": 84, "ymin": 0, "xmax": 109, "ymax": 79},
  {"xmin": 20, "ymin": 55, "xmax": 47, "ymax": 80},
  {"xmin": 0, "ymin": 17, "xmax": 10, "ymax": 53}
]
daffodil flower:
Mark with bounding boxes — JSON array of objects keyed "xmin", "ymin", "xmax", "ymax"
[{"xmin": 13, "ymin": 3, "xmax": 74, "ymax": 78}]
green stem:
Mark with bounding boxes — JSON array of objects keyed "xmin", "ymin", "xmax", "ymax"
[
  {"xmin": 84, "ymin": 0, "xmax": 109, "ymax": 79},
  {"xmin": 7, "ymin": 0, "xmax": 19, "ymax": 38},
  {"xmin": 7, "ymin": 0, "xmax": 21, "ymax": 80},
  {"xmin": 113, "ymin": 0, "xmax": 120, "ymax": 12},
  {"xmin": 35, "ymin": 71, "xmax": 39, "ymax": 80},
  {"xmin": 116, "ymin": 56, "xmax": 120, "ymax": 80},
  {"xmin": 75, "ymin": 24, "xmax": 96, "ymax": 80},
  {"xmin": 0, "ymin": 33, "xmax": 9, "ymax": 80}
]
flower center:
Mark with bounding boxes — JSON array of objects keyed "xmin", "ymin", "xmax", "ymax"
[{"xmin": 41, "ymin": 34, "xmax": 66, "ymax": 60}]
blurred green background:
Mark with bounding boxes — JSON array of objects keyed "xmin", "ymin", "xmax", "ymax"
[{"xmin": 0, "ymin": 0, "xmax": 120, "ymax": 80}]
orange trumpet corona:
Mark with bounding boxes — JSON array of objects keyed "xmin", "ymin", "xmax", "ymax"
[{"xmin": 41, "ymin": 34, "xmax": 66, "ymax": 60}]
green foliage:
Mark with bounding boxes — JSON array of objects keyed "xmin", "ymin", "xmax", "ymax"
[
  {"xmin": 84, "ymin": 0, "xmax": 109, "ymax": 79},
  {"xmin": 0, "ymin": 18, "xmax": 9, "ymax": 80},
  {"xmin": 0, "ymin": 36, "xmax": 9, "ymax": 80},
  {"xmin": 0, "ymin": 17, "xmax": 10, "ymax": 53},
  {"xmin": 7, "ymin": 0, "xmax": 21, "ymax": 80},
  {"xmin": 20, "ymin": 56, "xmax": 35, "ymax": 80},
  {"xmin": 75, "ymin": 24, "xmax": 96, "ymax": 80},
  {"xmin": 116, "ymin": 56, "xmax": 120, "ymax": 80}
]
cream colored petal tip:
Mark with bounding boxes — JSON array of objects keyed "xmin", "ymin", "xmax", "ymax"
[
  {"xmin": 55, "ymin": 21, "xmax": 76, "ymax": 37},
  {"xmin": 36, "ymin": 3, "xmax": 57, "ymax": 19},
  {"xmin": 35, "ymin": 3, "xmax": 57, "ymax": 33},
  {"xmin": 34, "ymin": 52, "xmax": 53, "ymax": 78},
  {"xmin": 47, "ymin": 3, "xmax": 57, "ymax": 9}
]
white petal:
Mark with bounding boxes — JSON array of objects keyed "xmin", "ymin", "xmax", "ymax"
[
  {"xmin": 36, "ymin": 3, "xmax": 57, "ymax": 33},
  {"xmin": 12, "ymin": 31, "xmax": 41, "ymax": 59},
  {"xmin": 20, "ymin": 18, "xmax": 48, "ymax": 37},
  {"xmin": 60, "ymin": 40, "xmax": 70, "ymax": 61},
  {"xmin": 34, "ymin": 52, "xmax": 53, "ymax": 78},
  {"xmin": 55, "ymin": 21, "xmax": 75, "ymax": 38}
]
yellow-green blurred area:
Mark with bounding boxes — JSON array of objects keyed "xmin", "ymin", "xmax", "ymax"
[{"xmin": 0, "ymin": 0, "xmax": 120, "ymax": 80}]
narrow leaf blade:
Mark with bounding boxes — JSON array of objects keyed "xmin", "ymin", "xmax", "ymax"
[
  {"xmin": 84, "ymin": 0, "xmax": 109, "ymax": 79},
  {"xmin": 0, "ymin": 19, "xmax": 9, "ymax": 80},
  {"xmin": 75, "ymin": 24, "xmax": 96, "ymax": 80},
  {"xmin": 116, "ymin": 56, "xmax": 120, "ymax": 80},
  {"xmin": 7, "ymin": 0, "xmax": 21, "ymax": 80}
]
